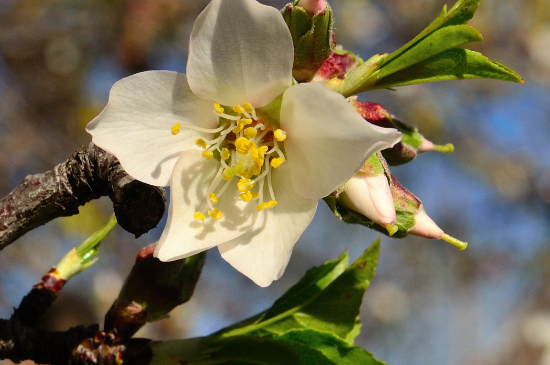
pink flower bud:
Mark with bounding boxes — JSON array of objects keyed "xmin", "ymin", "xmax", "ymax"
[
  {"xmin": 340, "ymin": 173, "xmax": 396, "ymax": 228},
  {"xmin": 408, "ymin": 209, "xmax": 444, "ymax": 239},
  {"xmin": 297, "ymin": 0, "xmax": 327, "ymax": 15}
]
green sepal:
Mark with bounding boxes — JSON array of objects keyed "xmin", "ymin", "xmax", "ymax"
[{"xmin": 373, "ymin": 48, "xmax": 524, "ymax": 89}]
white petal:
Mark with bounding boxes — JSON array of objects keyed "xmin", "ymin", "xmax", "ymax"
[
  {"xmin": 339, "ymin": 172, "xmax": 396, "ymax": 226},
  {"xmin": 409, "ymin": 209, "xmax": 444, "ymax": 239},
  {"xmin": 280, "ymin": 82, "xmax": 402, "ymax": 200},
  {"xmin": 218, "ymin": 164, "xmax": 317, "ymax": 287},
  {"xmin": 86, "ymin": 71, "xmax": 218, "ymax": 186},
  {"xmin": 155, "ymin": 150, "xmax": 258, "ymax": 261},
  {"xmin": 187, "ymin": 0, "xmax": 293, "ymax": 108}
]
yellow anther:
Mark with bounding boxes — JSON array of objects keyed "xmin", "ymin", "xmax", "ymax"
[
  {"xmin": 257, "ymin": 201, "xmax": 277, "ymax": 211},
  {"xmin": 193, "ymin": 211, "xmax": 206, "ymax": 220},
  {"xmin": 270, "ymin": 157, "xmax": 284, "ymax": 168},
  {"xmin": 239, "ymin": 192, "xmax": 253, "ymax": 202},
  {"xmin": 202, "ymin": 150, "xmax": 214, "ymax": 161},
  {"xmin": 209, "ymin": 193, "xmax": 219, "ymax": 203},
  {"xmin": 251, "ymin": 145, "xmax": 268, "ymax": 164},
  {"xmin": 242, "ymin": 102, "xmax": 253, "ymax": 114},
  {"xmin": 233, "ymin": 105, "xmax": 245, "ymax": 114},
  {"xmin": 235, "ymin": 137, "xmax": 254, "ymax": 154},
  {"xmin": 251, "ymin": 192, "xmax": 260, "ymax": 200},
  {"xmin": 257, "ymin": 203, "xmax": 268, "ymax": 212},
  {"xmin": 195, "ymin": 139, "xmax": 207, "ymax": 149},
  {"xmin": 241, "ymin": 118, "xmax": 253, "ymax": 126},
  {"xmin": 238, "ymin": 179, "xmax": 255, "ymax": 192},
  {"xmin": 171, "ymin": 123, "xmax": 181, "ymax": 135},
  {"xmin": 214, "ymin": 103, "xmax": 224, "ymax": 114},
  {"xmin": 208, "ymin": 208, "xmax": 223, "ymax": 220},
  {"xmin": 221, "ymin": 148, "xmax": 230, "ymax": 160},
  {"xmin": 274, "ymin": 129, "xmax": 287, "ymax": 141},
  {"xmin": 267, "ymin": 200, "xmax": 277, "ymax": 208},
  {"xmin": 244, "ymin": 127, "xmax": 257, "ymax": 139},
  {"xmin": 233, "ymin": 123, "xmax": 244, "ymax": 134}
]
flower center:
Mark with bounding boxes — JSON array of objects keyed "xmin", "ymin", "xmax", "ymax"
[{"xmin": 171, "ymin": 102, "xmax": 287, "ymax": 221}]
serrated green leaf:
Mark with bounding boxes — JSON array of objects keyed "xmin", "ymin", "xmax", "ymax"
[
  {"xmin": 278, "ymin": 329, "xmax": 386, "ymax": 365},
  {"xmin": 151, "ymin": 335, "xmax": 334, "ymax": 365},
  {"xmin": 381, "ymin": 0, "xmax": 481, "ymax": 68},
  {"xmin": 377, "ymin": 25, "xmax": 483, "ymax": 79},
  {"xmin": 373, "ymin": 48, "xmax": 524, "ymax": 89},
  {"xmin": 216, "ymin": 241, "xmax": 380, "ymax": 340}
]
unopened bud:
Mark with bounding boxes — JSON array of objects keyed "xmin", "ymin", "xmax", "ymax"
[
  {"xmin": 350, "ymin": 99, "xmax": 453, "ymax": 165},
  {"xmin": 104, "ymin": 243, "xmax": 206, "ymax": 340},
  {"xmin": 296, "ymin": 0, "xmax": 327, "ymax": 15},
  {"xmin": 338, "ymin": 154, "xmax": 396, "ymax": 232},
  {"xmin": 313, "ymin": 50, "xmax": 361, "ymax": 82},
  {"xmin": 282, "ymin": 0, "xmax": 335, "ymax": 82}
]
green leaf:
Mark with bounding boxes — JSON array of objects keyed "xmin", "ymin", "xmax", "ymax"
[
  {"xmin": 262, "ymin": 251, "xmax": 349, "ymax": 321},
  {"xmin": 151, "ymin": 335, "xmax": 335, "ymax": 365},
  {"xmin": 215, "ymin": 241, "xmax": 380, "ymax": 341},
  {"xmin": 377, "ymin": 25, "xmax": 483, "ymax": 79},
  {"xmin": 374, "ymin": 48, "xmax": 524, "ymax": 89},
  {"xmin": 278, "ymin": 329, "xmax": 386, "ymax": 365},
  {"xmin": 381, "ymin": 0, "xmax": 481, "ymax": 68}
]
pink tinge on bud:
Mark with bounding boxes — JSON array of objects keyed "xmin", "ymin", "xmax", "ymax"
[
  {"xmin": 298, "ymin": 0, "xmax": 327, "ymax": 15},
  {"xmin": 408, "ymin": 209, "xmax": 444, "ymax": 239},
  {"xmin": 314, "ymin": 52, "xmax": 358, "ymax": 81},
  {"xmin": 418, "ymin": 136, "xmax": 435, "ymax": 153},
  {"xmin": 340, "ymin": 173, "xmax": 396, "ymax": 227},
  {"xmin": 349, "ymin": 100, "xmax": 395, "ymax": 129}
]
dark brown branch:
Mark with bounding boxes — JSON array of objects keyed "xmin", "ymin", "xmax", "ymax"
[{"xmin": 0, "ymin": 142, "xmax": 166, "ymax": 250}]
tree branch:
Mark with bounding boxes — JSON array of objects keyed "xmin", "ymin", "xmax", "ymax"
[{"xmin": 0, "ymin": 143, "xmax": 166, "ymax": 250}]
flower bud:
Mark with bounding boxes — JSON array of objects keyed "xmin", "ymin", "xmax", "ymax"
[
  {"xmin": 296, "ymin": 0, "xmax": 327, "ymax": 15},
  {"xmin": 104, "ymin": 243, "xmax": 206, "ymax": 340},
  {"xmin": 324, "ymin": 165, "xmax": 467, "ymax": 250},
  {"xmin": 281, "ymin": 0, "xmax": 336, "ymax": 82},
  {"xmin": 350, "ymin": 99, "xmax": 453, "ymax": 165},
  {"xmin": 338, "ymin": 153, "xmax": 397, "ymax": 234},
  {"xmin": 313, "ymin": 50, "xmax": 361, "ymax": 82}
]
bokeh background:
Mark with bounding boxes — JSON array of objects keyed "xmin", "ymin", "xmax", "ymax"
[{"xmin": 0, "ymin": 0, "xmax": 548, "ymax": 364}]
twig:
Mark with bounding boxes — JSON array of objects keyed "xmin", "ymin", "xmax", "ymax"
[{"xmin": 0, "ymin": 142, "xmax": 166, "ymax": 249}]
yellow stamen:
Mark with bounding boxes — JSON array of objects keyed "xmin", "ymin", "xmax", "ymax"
[
  {"xmin": 195, "ymin": 139, "xmax": 207, "ymax": 149},
  {"xmin": 235, "ymin": 137, "xmax": 255, "ymax": 154},
  {"xmin": 209, "ymin": 193, "xmax": 219, "ymax": 203},
  {"xmin": 250, "ymin": 145, "xmax": 268, "ymax": 164},
  {"xmin": 208, "ymin": 208, "xmax": 223, "ymax": 220},
  {"xmin": 193, "ymin": 212, "xmax": 205, "ymax": 220},
  {"xmin": 242, "ymin": 102, "xmax": 253, "ymax": 113},
  {"xmin": 251, "ymin": 192, "xmax": 260, "ymax": 200},
  {"xmin": 270, "ymin": 157, "xmax": 284, "ymax": 168},
  {"xmin": 202, "ymin": 150, "xmax": 214, "ymax": 161},
  {"xmin": 239, "ymin": 192, "xmax": 253, "ymax": 202},
  {"xmin": 238, "ymin": 179, "xmax": 255, "ymax": 192},
  {"xmin": 241, "ymin": 118, "xmax": 253, "ymax": 126},
  {"xmin": 221, "ymin": 148, "xmax": 230, "ymax": 160},
  {"xmin": 257, "ymin": 200, "xmax": 277, "ymax": 212},
  {"xmin": 274, "ymin": 129, "xmax": 286, "ymax": 141},
  {"xmin": 244, "ymin": 127, "xmax": 257, "ymax": 139},
  {"xmin": 171, "ymin": 123, "xmax": 181, "ymax": 135},
  {"xmin": 233, "ymin": 105, "xmax": 245, "ymax": 114},
  {"xmin": 214, "ymin": 103, "xmax": 224, "ymax": 114}
]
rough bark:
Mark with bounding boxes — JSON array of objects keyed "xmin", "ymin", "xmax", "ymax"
[{"xmin": 0, "ymin": 143, "xmax": 166, "ymax": 249}]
